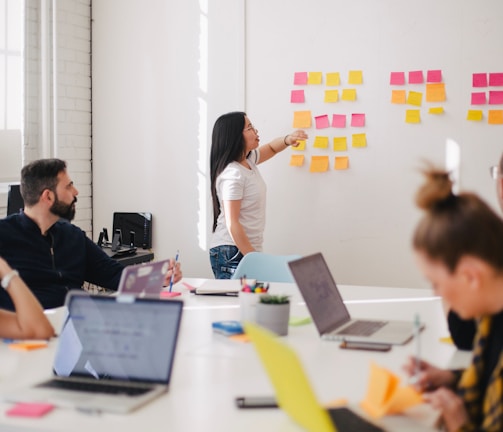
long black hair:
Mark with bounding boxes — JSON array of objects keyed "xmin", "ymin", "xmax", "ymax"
[{"xmin": 210, "ymin": 111, "xmax": 246, "ymax": 232}]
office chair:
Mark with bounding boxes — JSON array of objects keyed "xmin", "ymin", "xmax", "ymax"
[
  {"xmin": 7, "ymin": 184, "xmax": 24, "ymax": 216},
  {"xmin": 231, "ymin": 252, "xmax": 302, "ymax": 283}
]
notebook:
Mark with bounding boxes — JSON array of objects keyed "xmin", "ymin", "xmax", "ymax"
[
  {"xmin": 4, "ymin": 292, "xmax": 183, "ymax": 414},
  {"xmin": 288, "ymin": 253, "xmax": 421, "ymax": 345},
  {"xmin": 193, "ymin": 279, "xmax": 240, "ymax": 296},
  {"xmin": 117, "ymin": 259, "xmax": 170, "ymax": 297},
  {"xmin": 245, "ymin": 322, "xmax": 384, "ymax": 432}
]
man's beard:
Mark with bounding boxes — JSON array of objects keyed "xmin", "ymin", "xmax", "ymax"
[{"xmin": 50, "ymin": 195, "xmax": 77, "ymax": 221}]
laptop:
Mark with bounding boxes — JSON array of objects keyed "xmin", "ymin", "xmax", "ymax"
[
  {"xmin": 4, "ymin": 292, "xmax": 183, "ymax": 414},
  {"xmin": 117, "ymin": 259, "xmax": 170, "ymax": 297},
  {"xmin": 245, "ymin": 322, "xmax": 384, "ymax": 432},
  {"xmin": 288, "ymin": 253, "xmax": 421, "ymax": 345}
]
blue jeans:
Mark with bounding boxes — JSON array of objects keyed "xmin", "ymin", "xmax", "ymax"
[{"xmin": 209, "ymin": 245, "xmax": 243, "ymax": 279}]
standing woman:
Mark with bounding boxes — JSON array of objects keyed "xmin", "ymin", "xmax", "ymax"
[{"xmin": 209, "ymin": 112, "xmax": 307, "ymax": 279}]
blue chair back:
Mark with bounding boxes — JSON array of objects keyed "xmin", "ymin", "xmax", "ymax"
[{"xmin": 231, "ymin": 252, "xmax": 302, "ymax": 283}]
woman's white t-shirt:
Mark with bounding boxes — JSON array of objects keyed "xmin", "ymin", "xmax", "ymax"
[{"xmin": 210, "ymin": 149, "xmax": 266, "ymax": 251}]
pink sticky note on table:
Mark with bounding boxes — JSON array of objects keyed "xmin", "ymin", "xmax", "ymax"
[
  {"xmin": 351, "ymin": 113, "xmax": 365, "ymax": 127},
  {"xmin": 332, "ymin": 114, "xmax": 346, "ymax": 128},
  {"xmin": 315, "ymin": 115, "xmax": 330, "ymax": 129},
  {"xmin": 408, "ymin": 70, "xmax": 424, "ymax": 84},
  {"xmin": 290, "ymin": 89, "xmax": 305, "ymax": 103},
  {"xmin": 293, "ymin": 72, "xmax": 308, "ymax": 85},
  {"xmin": 7, "ymin": 402, "xmax": 54, "ymax": 418},
  {"xmin": 489, "ymin": 91, "xmax": 503, "ymax": 105},
  {"xmin": 426, "ymin": 70, "xmax": 442, "ymax": 83},
  {"xmin": 390, "ymin": 72, "xmax": 405, "ymax": 85},
  {"xmin": 489, "ymin": 73, "xmax": 503, "ymax": 86},
  {"xmin": 473, "ymin": 73, "xmax": 488, "ymax": 87},
  {"xmin": 471, "ymin": 92, "xmax": 486, "ymax": 105}
]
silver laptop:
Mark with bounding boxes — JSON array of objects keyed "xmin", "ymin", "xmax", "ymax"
[
  {"xmin": 117, "ymin": 259, "xmax": 170, "ymax": 297},
  {"xmin": 4, "ymin": 291, "xmax": 183, "ymax": 413},
  {"xmin": 288, "ymin": 253, "xmax": 421, "ymax": 345}
]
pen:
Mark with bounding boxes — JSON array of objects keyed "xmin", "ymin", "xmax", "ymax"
[
  {"xmin": 413, "ymin": 313, "xmax": 421, "ymax": 383},
  {"xmin": 168, "ymin": 250, "xmax": 179, "ymax": 293}
]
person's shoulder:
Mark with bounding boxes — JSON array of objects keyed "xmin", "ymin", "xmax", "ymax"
[
  {"xmin": 219, "ymin": 162, "xmax": 244, "ymax": 180},
  {"xmin": 0, "ymin": 213, "xmax": 23, "ymax": 230}
]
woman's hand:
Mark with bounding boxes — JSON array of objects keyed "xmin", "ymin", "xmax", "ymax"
[
  {"xmin": 286, "ymin": 130, "xmax": 308, "ymax": 147},
  {"xmin": 403, "ymin": 356, "xmax": 457, "ymax": 392},
  {"xmin": 425, "ymin": 388, "xmax": 468, "ymax": 432}
]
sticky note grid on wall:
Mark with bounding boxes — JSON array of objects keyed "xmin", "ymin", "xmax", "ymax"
[{"xmin": 467, "ymin": 72, "xmax": 503, "ymax": 124}]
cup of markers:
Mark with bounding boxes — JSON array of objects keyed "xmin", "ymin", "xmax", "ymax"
[{"xmin": 239, "ymin": 277, "xmax": 270, "ymax": 323}]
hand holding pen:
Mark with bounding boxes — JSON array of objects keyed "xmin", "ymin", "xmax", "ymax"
[{"xmin": 168, "ymin": 250, "xmax": 180, "ymax": 293}]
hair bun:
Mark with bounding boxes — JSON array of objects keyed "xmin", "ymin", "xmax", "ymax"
[{"xmin": 416, "ymin": 166, "xmax": 454, "ymax": 211}]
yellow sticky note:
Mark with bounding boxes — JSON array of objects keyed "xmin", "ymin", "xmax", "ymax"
[
  {"xmin": 313, "ymin": 136, "xmax": 329, "ymax": 149},
  {"xmin": 391, "ymin": 90, "xmax": 406, "ymax": 104},
  {"xmin": 335, "ymin": 156, "xmax": 349, "ymax": 170},
  {"xmin": 308, "ymin": 72, "xmax": 322, "ymax": 84},
  {"xmin": 326, "ymin": 72, "xmax": 340, "ymax": 86},
  {"xmin": 293, "ymin": 111, "xmax": 312, "ymax": 128},
  {"xmin": 439, "ymin": 336, "xmax": 453, "ymax": 345},
  {"xmin": 351, "ymin": 133, "xmax": 367, "ymax": 148},
  {"xmin": 333, "ymin": 137, "xmax": 348, "ymax": 151},
  {"xmin": 324, "ymin": 90, "xmax": 339, "ymax": 103},
  {"xmin": 488, "ymin": 110, "xmax": 503, "ymax": 125},
  {"xmin": 289, "ymin": 154, "xmax": 305, "ymax": 167},
  {"xmin": 467, "ymin": 110, "xmax": 483, "ymax": 121},
  {"xmin": 407, "ymin": 91, "xmax": 423, "ymax": 106},
  {"xmin": 406, "ymin": 109, "xmax": 421, "ymax": 124},
  {"xmin": 309, "ymin": 156, "xmax": 329, "ymax": 173},
  {"xmin": 429, "ymin": 107, "xmax": 444, "ymax": 114},
  {"xmin": 348, "ymin": 70, "xmax": 363, "ymax": 85},
  {"xmin": 291, "ymin": 139, "xmax": 306, "ymax": 151},
  {"xmin": 426, "ymin": 83, "xmax": 446, "ymax": 102},
  {"xmin": 341, "ymin": 89, "xmax": 357, "ymax": 101}
]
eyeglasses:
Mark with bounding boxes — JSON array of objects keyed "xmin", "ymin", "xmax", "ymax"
[
  {"xmin": 244, "ymin": 124, "xmax": 257, "ymax": 133},
  {"xmin": 490, "ymin": 165, "xmax": 500, "ymax": 180}
]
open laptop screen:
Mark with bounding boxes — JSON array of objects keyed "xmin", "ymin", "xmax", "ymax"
[{"xmin": 54, "ymin": 293, "xmax": 183, "ymax": 384}]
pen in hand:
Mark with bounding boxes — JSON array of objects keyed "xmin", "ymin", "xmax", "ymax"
[
  {"xmin": 168, "ymin": 250, "xmax": 179, "ymax": 293},
  {"xmin": 412, "ymin": 313, "xmax": 421, "ymax": 385}
]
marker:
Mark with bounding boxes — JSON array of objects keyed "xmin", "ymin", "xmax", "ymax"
[
  {"xmin": 413, "ymin": 313, "xmax": 421, "ymax": 384},
  {"xmin": 168, "ymin": 250, "xmax": 179, "ymax": 293}
]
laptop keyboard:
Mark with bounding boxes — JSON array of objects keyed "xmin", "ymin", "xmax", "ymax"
[
  {"xmin": 336, "ymin": 320, "xmax": 387, "ymax": 337},
  {"xmin": 328, "ymin": 407, "xmax": 384, "ymax": 431},
  {"xmin": 37, "ymin": 379, "xmax": 151, "ymax": 396}
]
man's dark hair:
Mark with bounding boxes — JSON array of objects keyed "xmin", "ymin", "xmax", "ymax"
[{"xmin": 20, "ymin": 159, "xmax": 67, "ymax": 206}]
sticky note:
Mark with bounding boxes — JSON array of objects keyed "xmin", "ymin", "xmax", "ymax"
[
  {"xmin": 289, "ymin": 154, "xmax": 305, "ymax": 167},
  {"xmin": 291, "ymin": 139, "xmax": 306, "ymax": 151},
  {"xmin": 473, "ymin": 73, "xmax": 488, "ymax": 87},
  {"xmin": 426, "ymin": 69, "xmax": 442, "ymax": 83},
  {"xmin": 315, "ymin": 115, "xmax": 330, "ymax": 129},
  {"xmin": 332, "ymin": 114, "xmax": 346, "ymax": 128},
  {"xmin": 293, "ymin": 72, "xmax": 308, "ymax": 85},
  {"xmin": 488, "ymin": 110, "xmax": 503, "ymax": 125},
  {"xmin": 428, "ymin": 107, "xmax": 444, "ymax": 114},
  {"xmin": 341, "ymin": 89, "xmax": 357, "ymax": 101},
  {"xmin": 326, "ymin": 72, "xmax": 340, "ymax": 86},
  {"xmin": 6, "ymin": 402, "xmax": 54, "ymax": 418},
  {"xmin": 8, "ymin": 341, "xmax": 48, "ymax": 351},
  {"xmin": 351, "ymin": 113, "xmax": 365, "ymax": 127},
  {"xmin": 313, "ymin": 136, "xmax": 329, "ymax": 148},
  {"xmin": 407, "ymin": 91, "xmax": 423, "ymax": 106},
  {"xmin": 391, "ymin": 90, "xmax": 406, "ymax": 104},
  {"xmin": 333, "ymin": 137, "xmax": 348, "ymax": 151},
  {"xmin": 335, "ymin": 156, "xmax": 349, "ymax": 170},
  {"xmin": 406, "ymin": 110, "xmax": 421, "ymax": 124},
  {"xmin": 471, "ymin": 92, "xmax": 487, "ymax": 105},
  {"xmin": 293, "ymin": 111, "xmax": 312, "ymax": 128},
  {"xmin": 324, "ymin": 90, "xmax": 339, "ymax": 103},
  {"xmin": 351, "ymin": 133, "xmax": 367, "ymax": 148},
  {"xmin": 489, "ymin": 72, "xmax": 503, "ymax": 86},
  {"xmin": 408, "ymin": 70, "xmax": 424, "ymax": 84},
  {"xmin": 288, "ymin": 316, "xmax": 312, "ymax": 326},
  {"xmin": 489, "ymin": 90, "xmax": 503, "ymax": 105},
  {"xmin": 390, "ymin": 72, "xmax": 405, "ymax": 85},
  {"xmin": 308, "ymin": 72, "xmax": 323, "ymax": 84},
  {"xmin": 467, "ymin": 110, "xmax": 483, "ymax": 121},
  {"xmin": 309, "ymin": 156, "xmax": 329, "ymax": 173},
  {"xmin": 290, "ymin": 89, "xmax": 305, "ymax": 103},
  {"xmin": 425, "ymin": 83, "xmax": 446, "ymax": 102},
  {"xmin": 348, "ymin": 70, "xmax": 363, "ymax": 85}
]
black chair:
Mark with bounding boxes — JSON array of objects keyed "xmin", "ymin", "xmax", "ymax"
[{"xmin": 7, "ymin": 184, "xmax": 24, "ymax": 215}]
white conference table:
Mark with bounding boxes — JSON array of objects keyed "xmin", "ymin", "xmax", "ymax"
[{"xmin": 0, "ymin": 279, "xmax": 471, "ymax": 432}]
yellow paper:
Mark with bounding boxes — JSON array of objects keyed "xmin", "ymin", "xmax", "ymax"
[
  {"xmin": 293, "ymin": 111, "xmax": 312, "ymax": 128},
  {"xmin": 341, "ymin": 89, "xmax": 357, "ymax": 101},
  {"xmin": 428, "ymin": 107, "xmax": 444, "ymax": 114},
  {"xmin": 351, "ymin": 133, "xmax": 367, "ymax": 148},
  {"xmin": 333, "ymin": 137, "xmax": 348, "ymax": 151},
  {"xmin": 324, "ymin": 90, "xmax": 339, "ymax": 103},
  {"xmin": 439, "ymin": 336, "xmax": 453, "ymax": 344},
  {"xmin": 391, "ymin": 90, "xmax": 406, "ymax": 104},
  {"xmin": 308, "ymin": 72, "xmax": 322, "ymax": 84},
  {"xmin": 467, "ymin": 110, "xmax": 483, "ymax": 121},
  {"xmin": 313, "ymin": 136, "xmax": 329, "ymax": 149},
  {"xmin": 348, "ymin": 70, "xmax": 363, "ymax": 85},
  {"xmin": 488, "ymin": 110, "xmax": 503, "ymax": 125},
  {"xmin": 406, "ymin": 110, "xmax": 421, "ymax": 124},
  {"xmin": 289, "ymin": 154, "xmax": 305, "ymax": 167},
  {"xmin": 407, "ymin": 91, "xmax": 423, "ymax": 106},
  {"xmin": 426, "ymin": 83, "xmax": 446, "ymax": 102},
  {"xmin": 309, "ymin": 156, "xmax": 329, "ymax": 173},
  {"xmin": 334, "ymin": 156, "xmax": 349, "ymax": 170},
  {"xmin": 326, "ymin": 72, "xmax": 340, "ymax": 86},
  {"xmin": 291, "ymin": 139, "xmax": 306, "ymax": 151}
]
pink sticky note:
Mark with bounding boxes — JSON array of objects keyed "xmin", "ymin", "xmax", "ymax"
[
  {"xmin": 7, "ymin": 402, "xmax": 54, "ymax": 418},
  {"xmin": 471, "ymin": 92, "xmax": 486, "ymax": 105},
  {"xmin": 489, "ymin": 73, "xmax": 503, "ymax": 86},
  {"xmin": 489, "ymin": 91, "xmax": 503, "ymax": 105},
  {"xmin": 408, "ymin": 70, "xmax": 424, "ymax": 84},
  {"xmin": 351, "ymin": 113, "xmax": 365, "ymax": 127},
  {"xmin": 390, "ymin": 72, "xmax": 405, "ymax": 85},
  {"xmin": 332, "ymin": 114, "xmax": 346, "ymax": 128},
  {"xmin": 293, "ymin": 72, "xmax": 308, "ymax": 85},
  {"xmin": 427, "ymin": 70, "xmax": 442, "ymax": 83},
  {"xmin": 290, "ymin": 89, "xmax": 305, "ymax": 103},
  {"xmin": 473, "ymin": 73, "xmax": 488, "ymax": 87},
  {"xmin": 315, "ymin": 115, "xmax": 330, "ymax": 129}
]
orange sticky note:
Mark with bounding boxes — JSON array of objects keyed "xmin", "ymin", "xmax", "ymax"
[
  {"xmin": 391, "ymin": 90, "xmax": 406, "ymax": 104},
  {"xmin": 289, "ymin": 154, "xmax": 305, "ymax": 167},
  {"xmin": 293, "ymin": 111, "xmax": 312, "ymax": 128},
  {"xmin": 488, "ymin": 110, "xmax": 503, "ymax": 125},
  {"xmin": 326, "ymin": 72, "xmax": 340, "ymax": 86},
  {"xmin": 351, "ymin": 133, "xmax": 367, "ymax": 148},
  {"xmin": 335, "ymin": 156, "xmax": 349, "ymax": 170},
  {"xmin": 9, "ymin": 341, "xmax": 48, "ymax": 351},
  {"xmin": 426, "ymin": 83, "xmax": 446, "ymax": 102},
  {"xmin": 341, "ymin": 89, "xmax": 357, "ymax": 101},
  {"xmin": 309, "ymin": 156, "xmax": 329, "ymax": 173},
  {"xmin": 333, "ymin": 137, "xmax": 348, "ymax": 151},
  {"xmin": 229, "ymin": 334, "xmax": 250, "ymax": 343}
]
